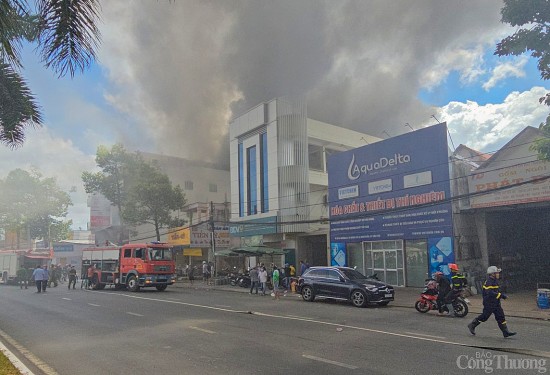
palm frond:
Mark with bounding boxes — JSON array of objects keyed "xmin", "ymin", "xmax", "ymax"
[
  {"xmin": 0, "ymin": 62, "xmax": 42, "ymax": 148},
  {"xmin": 38, "ymin": 0, "xmax": 101, "ymax": 78}
]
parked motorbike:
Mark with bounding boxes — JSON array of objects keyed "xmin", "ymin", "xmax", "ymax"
[
  {"xmin": 238, "ymin": 274, "xmax": 251, "ymax": 288},
  {"xmin": 414, "ymin": 288, "xmax": 469, "ymax": 318}
]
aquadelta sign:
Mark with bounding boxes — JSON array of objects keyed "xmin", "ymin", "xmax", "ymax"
[{"xmin": 327, "ymin": 123, "xmax": 453, "ymax": 243}]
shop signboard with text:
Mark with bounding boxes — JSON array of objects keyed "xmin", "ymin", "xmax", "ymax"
[{"xmin": 328, "ymin": 123, "xmax": 453, "ymax": 243}]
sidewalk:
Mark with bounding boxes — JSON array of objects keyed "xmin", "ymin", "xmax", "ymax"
[{"xmin": 174, "ymin": 280, "xmax": 550, "ymax": 321}]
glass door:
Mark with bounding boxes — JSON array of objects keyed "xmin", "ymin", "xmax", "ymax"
[{"xmin": 364, "ymin": 240, "xmax": 404, "ymax": 286}]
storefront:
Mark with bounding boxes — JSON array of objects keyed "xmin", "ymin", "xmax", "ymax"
[{"xmin": 327, "ymin": 123, "xmax": 454, "ymax": 286}]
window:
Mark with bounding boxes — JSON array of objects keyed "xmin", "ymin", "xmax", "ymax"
[
  {"xmin": 209, "ymin": 183, "xmax": 217, "ymax": 193},
  {"xmin": 184, "ymin": 180, "xmax": 194, "ymax": 190},
  {"xmin": 124, "ymin": 249, "xmax": 132, "ymax": 258},
  {"xmin": 308, "ymin": 144, "xmax": 323, "ymax": 171},
  {"xmin": 260, "ymin": 132, "xmax": 269, "ymax": 213},
  {"xmin": 238, "ymin": 143, "xmax": 244, "ymax": 217},
  {"xmin": 327, "ymin": 270, "xmax": 341, "ymax": 280},
  {"xmin": 247, "ymin": 145, "xmax": 257, "ymax": 215},
  {"xmin": 134, "ymin": 248, "xmax": 145, "ymax": 259}
]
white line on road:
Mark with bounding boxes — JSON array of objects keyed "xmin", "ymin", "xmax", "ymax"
[
  {"xmin": 61, "ymin": 298, "xmax": 71, "ymax": 301},
  {"xmin": 99, "ymin": 292, "xmax": 550, "ymax": 358},
  {"xmin": 302, "ymin": 354, "xmax": 358, "ymax": 370},
  {"xmin": 0, "ymin": 328, "xmax": 58, "ymax": 375},
  {"xmin": 87, "ymin": 303, "xmax": 100, "ymax": 307},
  {"xmin": 404, "ymin": 331, "xmax": 446, "ymax": 339},
  {"xmin": 126, "ymin": 312, "xmax": 144, "ymax": 317},
  {"xmin": 189, "ymin": 326, "xmax": 216, "ymax": 334},
  {"xmin": 214, "ymin": 304, "xmax": 232, "ymax": 308}
]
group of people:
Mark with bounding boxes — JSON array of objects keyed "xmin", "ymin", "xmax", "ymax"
[
  {"xmin": 248, "ymin": 262, "xmax": 297, "ymax": 299},
  {"xmin": 17, "ymin": 264, "xmax": 78, "ymax": 293},
  {"xmin": 431, "ymin": 263, "xmax": 517, "ymax": 338}
]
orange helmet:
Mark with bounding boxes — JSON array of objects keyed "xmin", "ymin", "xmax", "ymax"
[{"xmin": 448, "ymin": 263, "xmax": 459, "ymax": 272}]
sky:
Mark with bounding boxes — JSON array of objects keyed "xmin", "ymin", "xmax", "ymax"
[{"xmin": 1, "ymin": 0, "xmax": 549, "ymax": 230}]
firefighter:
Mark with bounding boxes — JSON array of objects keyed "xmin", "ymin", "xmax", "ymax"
[
  {"xmin": 16, "ymin": 266, "xmax": 28, "ymax": 289},
  {"xmin": 468, "ymin": 266, "xmax": 517, "ymax": 338},
  {"xmin": 449, "ymin": 263, "xmax": 467, "ymax": 290}
]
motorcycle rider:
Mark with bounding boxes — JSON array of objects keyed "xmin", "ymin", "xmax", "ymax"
[
  {"xmin": 434, "ymin": 271, "xmax": 454, "ymax": 317},
  {"xmin": 467, "ymin": 266, "xmax": 517, "ymax": 338}
]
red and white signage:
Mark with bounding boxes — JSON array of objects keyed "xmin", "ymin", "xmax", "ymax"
[{"xmin": 469, "ymin": 160, "xmax": 550, "ymax": 208}]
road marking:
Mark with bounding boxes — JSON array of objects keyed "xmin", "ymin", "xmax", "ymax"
[
  {"xmin": 0, "ymin": 328, "xmax": 58, "ymax": 375},
  {"xmin": 61, "ymin": 298, "xmax": 71, "ymax": 301},
  {"xmin": 126, "ymin": 312, "xmax": 144, "ymax": 317},
  {"xmin": 214, "ymin": 304, "xmax": 232, "ymax": 308},
  {"xmin": 189, "ymin": 326, "xmax": 216, "ymax": 334},
  {"xmin": 302, "ymin": 354, "xmax": 358, "ymax": 370},
  {"xmin": 101, "ymin": 292, "xmax": 550, "ymax": 358},
  {"xmin": 87, "ymin": 303, "xmax": 100, "ymax": 307},
  {"xmin": 404, "ymin": 331, "xmax": 446, "ymax": 339}
]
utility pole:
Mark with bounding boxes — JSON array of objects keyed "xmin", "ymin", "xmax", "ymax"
[{"xmin": 209, "ymin": 201, "xmax": 216, "ymax": 278}]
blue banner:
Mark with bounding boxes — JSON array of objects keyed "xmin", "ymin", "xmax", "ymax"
[
  {"xmin": 328, "ymin": 123, "xmax": 453, "ymax": 243},
  {"xmin": 330, "ymin": 243, "xmax": 346, "ymax": 266}
]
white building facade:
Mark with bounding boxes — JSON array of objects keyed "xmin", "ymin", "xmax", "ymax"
[{"xmin": 229, "ymin": 97, "xmax": 380, "ymax": 269}]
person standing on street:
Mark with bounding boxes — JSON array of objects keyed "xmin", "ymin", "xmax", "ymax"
[
  {"xmin": 468, "ymin": 266, "xmax": 517, "ymax": 338},
  {"xmin": 202, "ymin": 261, "xmax": 209, "ymax": 284},
  {"xmin": 258, "ymin": 266, "xmax": 268, "ymax": 296},
  {"xmin": 42, "ymin": 265, "xmax": 49, "ymax": 292},
  {"xmin": 188, "ymin": 265, "xmax": 196, "ymax": 286},
  {"xmin": 17, "ymin": 266, "xmax": 28, "ymax": 289},
  {"xmin": 68, "ymin": 266, "xmax": 77, "ymax": 289},
  {"xmin": 272, "ymin": 266, "xmax": 281, "ymax": 300},
  {"xmin": 249, "ymin": 266, "xmax": 259, "ymax": 295},
  {"xmin": 32, "ymin": 265, "xmax": 45, "ymax": 293}
]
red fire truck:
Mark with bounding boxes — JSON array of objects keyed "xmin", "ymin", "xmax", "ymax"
[{"xmin": 82, "ymin": 242, "xmax": 176, "ymax": 291}]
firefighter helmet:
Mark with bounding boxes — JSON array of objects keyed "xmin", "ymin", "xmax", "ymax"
[
  {"xmin": 448, "ymin": 263, "xmax": 459, "ymax": 272},
  {"xmin": 486, "ymin": 266, "xmax": 501, "ymax": 274}
]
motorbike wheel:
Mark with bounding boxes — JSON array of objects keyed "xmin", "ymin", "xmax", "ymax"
[
  {"xmin": 415, "ymin": 300, "xmax": 430, "ymax": 313},
  {"xmin": 453, "ymin": 299, "xmax": 469, "ymax": 318}
]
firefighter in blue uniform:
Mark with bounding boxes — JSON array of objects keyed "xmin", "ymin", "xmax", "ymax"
[
  {"xmin": 468, "ymin": 266, "xmax": 517, "ymax": 338},
  {"xmin": 449, "ymin": 263, "xmax": 467, "ymax": 291}
]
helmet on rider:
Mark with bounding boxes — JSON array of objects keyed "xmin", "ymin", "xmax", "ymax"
[
  {"xmin": 486, "ymin": 266, "xmax": 501, "ymax": 274},
  {"xmin": 448, "ymin": 263, "xmax": 459, "ymax": 272}
]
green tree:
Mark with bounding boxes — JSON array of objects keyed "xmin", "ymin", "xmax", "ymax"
[
  {"xmin": 495, "ymin": 0, "xmax": 550, "ymax": 159},
  {"xmin": 122, "ymin": 158, "xmax": 187, "ymax": 241},
  {"xmin": 1, "ymin": 0, "xmax": 101, "ymax": 148},
  {"xmin": 82, "ymin": 143, "xmax": 136, "ymax": 244},
  {"xmin": 0, "ymin": 168, "xmax": 72, "ymax": 248}
]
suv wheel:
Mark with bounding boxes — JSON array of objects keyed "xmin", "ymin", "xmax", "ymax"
[
  {"xmin": 301, "ymin": 286, "xmax": 315, "ymax": 302},
  {"xmin": 351, "ymin": 290, "xmax": 367, "ymax": 308}
]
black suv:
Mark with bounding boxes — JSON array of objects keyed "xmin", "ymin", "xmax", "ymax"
[{"xmin": 297, "ymin": 266, "xmax": 395, "ymax": 308}]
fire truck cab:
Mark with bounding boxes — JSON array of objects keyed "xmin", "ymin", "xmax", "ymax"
[{"xmin": 82, "ymin": 242, "xmax": 176, "ymax": 292}]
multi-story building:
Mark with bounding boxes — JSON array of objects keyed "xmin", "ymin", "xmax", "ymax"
[{"xmin": 229, "ymin": 97, "xmax": 380, "ymax": 269}]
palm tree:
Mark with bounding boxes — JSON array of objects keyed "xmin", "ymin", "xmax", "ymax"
[{"xmin": 0, "ymin": 0, "xmax": 101, "ymax": 148}]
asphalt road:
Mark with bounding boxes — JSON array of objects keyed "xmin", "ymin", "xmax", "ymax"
[{"xmin": 1, "ymin": 284, "xmax": 549, "ymax": 375}]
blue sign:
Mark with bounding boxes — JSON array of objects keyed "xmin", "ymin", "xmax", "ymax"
[
  {"xmin": 53, "ymin": 244, "xmax": 74, "ymax": 253},
  {"xmin": 328, "ymin": 123, "xmax": 453, "ymax": 242},
  {"xmin": 330, "ymin": 243, "xmax": 346, "ymax": 266},
  {"xmin": 229, "ymin": 216, "xmax": 277, "ymax": 237},
  {"xmin": 428, "ymin": 236, "xmax": 455, "ymax": 278}
]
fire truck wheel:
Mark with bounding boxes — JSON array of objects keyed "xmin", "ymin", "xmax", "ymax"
[
  {"xmin": 156, "ymin": 285, "xmax": 167, "ymax": 291},
  {"xmin": 127, "ymin": 276, "xmax": 140, "ymax": 292}
]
